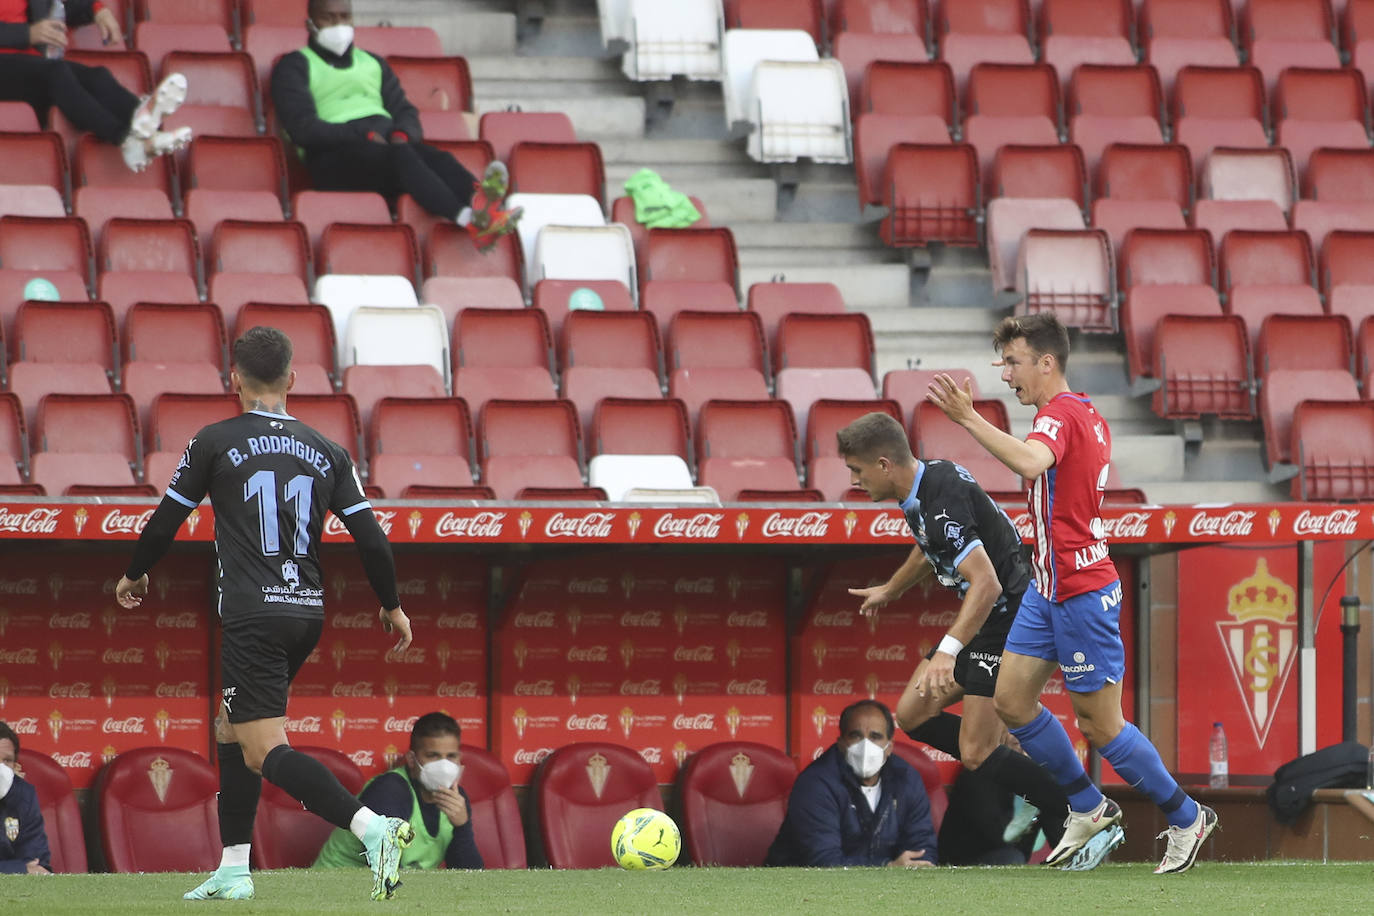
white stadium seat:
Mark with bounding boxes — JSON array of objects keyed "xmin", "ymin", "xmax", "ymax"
[
  {"xmin": 622, "ymin": 0, "xmax": 724, "ymax": 82},
  {"xmin": 0, "ymin": 185, "xmax": 66, "ymax": 218},
  {"xmin": 587, "ymin": 454, "xmax": 699, "ymax": 501},
  {"xmin": 342, "ymin": 305, "xmax": 450, "ymax": 384},
  {"xmin": 985, "ymin": 198, "xmax": 1087, "ymax": 293},
  {"xmin": 747, "ymin": 59, "xmax": 851, "ymax": 164},
  {"xmin": 312, "ymin": 274, "xmax": 419, "ymax": 361},
  {"xmin": 533, "ymin": 225, "xmax": 637, "ymax": 296},
  {"xmin": 505, "ymin": 192, "xmax": 606, "ymax": 292},
  {"xmin": 722, "ymin": 29, "xmax": 818, "ymax": 136}
]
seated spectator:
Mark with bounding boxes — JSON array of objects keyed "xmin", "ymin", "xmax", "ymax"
[
  {"xmin": 766, "ymin": 699, "xmax": 937, "ymax": 868},
  {"xmin": 272, "ymin": 0, "xmax": 519, "ymax": 250},
  {"xmin": 0, "ymin": 1, "xmax": 191, "ymax": 172},
  {"xmin": 0, "ymin": 721, "xmax": 52, "ymax": 875},
  {"xmin": 314, "ymin": 712, "xmax": 482, "ymax": 870}
]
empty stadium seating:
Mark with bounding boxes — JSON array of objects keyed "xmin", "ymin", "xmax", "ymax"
[
  {"xmin": 97, "ymin": 746, "xmax": 220, "ymax": 873},
  {"xmin": 459, "ymin": 744, "xmax": 528, "ymax": 869},
  {"xmin": 20, "ymin": 751, "xmax": 88, "ymax": 873},
  {"xmin": 1291, "ymin": 399, "xmax": 1374, "ymax": 499},
  {"xmin": 696, "ymin": 399, "xmax": 800, "ymax": 499},
  {"xmin": 1140, "ymin": 0, "xmax": 1239, "ymax": 91},
  {"xmin": 912, "ymin": 398, "xmax": 1022, "ymax": 495},
  {"xmin": 1153, "ymin": 314, "xmax": 1254, "ymax": 419},
  {"xmin": 479, "ymin": 399, "xmax": 584, "ymax": 501},
  {"xmin": 880, "ymin": 143, "xmax": 981, "ymax": 246},
  {"xmin": 1015, "ymin": 228, "xmax": 1116, "ymax": 332},
  {"xmin": 621, "ymin": 0, "xmax": 725, "ymax": 82},
  {"xmin": 678, "ymin": 741, "xmax": 797, "ymax": 867},
  {"xmin": 1263, "ymin": 368, "xmax": 1361, "ymax": 467},
  {"xmin": 533, "ymin": 742, "xmax": 662, "ymax": 868}
]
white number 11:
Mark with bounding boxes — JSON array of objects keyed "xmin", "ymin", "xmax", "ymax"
[{"xmin": 244, "ymin": 470, "xmax": 313, "ymax": 556}]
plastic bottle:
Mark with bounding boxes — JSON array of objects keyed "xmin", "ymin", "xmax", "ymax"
[
  {"xmin": 44, "ymin": 0, "xmax": 66, "ymax": 60},
  {"xmin": 1208, "ymin": 722, "xmax": 1229, "ymax": 789}
]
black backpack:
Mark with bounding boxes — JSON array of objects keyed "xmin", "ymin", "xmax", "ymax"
[{"xmin": 1266, "ymin": 741, "xmax": 1369, "ymax": 825}]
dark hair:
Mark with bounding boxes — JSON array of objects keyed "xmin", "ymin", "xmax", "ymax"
[
  {"xmin": 835, "ymin": 412, "xmax": 914, "ymax": 465},
  {"xmin": 410, "ymin": 711, "xmax": 461, "ymax": 751},
  {"xmin": 0, "ymin": 720, "xmax": 18, "ymax": 758},
  {"xmin": 838, "ymin": 699, "xmax": 895, "ymax": 740},
  {"xmin": 233, "ymin": 326, "xmax": 293, "ymax": 388},
  {"xmin": 993, "ymin": 313, "xmax": 1070, "ymax": 372}
]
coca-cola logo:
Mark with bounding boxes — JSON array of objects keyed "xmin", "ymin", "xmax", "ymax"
[
  {"xmin": 639, "ymin": 747, "xmax": 663, "ymax": 765},
  {"xmin": 285, "ymin": 716, "xmax": 322, "ymax": 733},
  {"xmin": 869, "ymin": 514, "xmax": 912, "ymax": 538},
  {"xmin": 332, "ymin": 681, "xmax": 375, "ymax": 697},
  {"xmin": 102, "ymin": 648, "xmax": 145, "ymax": 664},
  {"xmin": 918, "ymin": 610, "xmax": 958, "ymax": 627},
  {"xmin": 673, "ymin": 646, "xmax": 715, "ymax": 662},
  {"xmin": 11, "ymin": 717, "xmax": 39, "ymax": 735},
  {"xmin": 349, "ymin": 750, "xmax": 376, "ymax": 768},
  {"xmin": 0, "ymin": 578, "xmax": 38, "ymax": 594},
  {"xmin": 155, "ymin": 681, "xmax": 198, "ymax": 698},
  {"xmin": 102, "ymin": 716, "xmax": 146, "ymax": 734},
  {"xmin": 434, "ymin": 511, "xmax": 506, "ymax": 539},
  {"xmin": 812, "ymin": 678, "xmax": 855, "ymax": 694},
  {"xmin": 674, "ymin": 577, "xmax": 714, "ymax": 594},
  {"xmin": 565, "ymin": 713, "xmax": 609, "ymax": 730},
  {"xmin": 0, "ymin": 508, "xmax": 60, "ymax": 534},
  {"xmin": 1011, "ymin": 512, "xmax": 1034, "ymax": 540},
  {"xmin": 726, "ymin": 611, "xmax": 767, "ymax": 627},
  {"xmin": 513, "ymin": 748, "xmax": 553, "ymax": 765},
  {"xmin": 1188, "ymin": 509, "xmax": 1256, "ymax": 538},
  {"xmin": 619, "ymin": 679, "xmax": 662, "ymax": 695},
  {"xmin": 1293, "ymin": 508, "xmax": 1360, "ymax": 537},
  {"xmin": 384, "ymin": 647, "xmax": 426, "ymax": 664},
  {"xmin": 653, "ymin": 513, "xmax": 723, "ymax": 539},
  {"xmin": 52, "ymin": 751, "xmax": 92, "ymax": 768},
  {"xmin": 1101, "ymin": 511, "xmax": 1151, "ymax": 540},
  {"xmin": 0, "ymin": 648, "xmax": 38, "ymax": 664},
  {"xmin": 331, "ymin": 612, "xmax": 375, "ymax": 629},
  {"xmin": 100, "ymin": 508, "xmax": 154, "ymax": 535},
  {"xmin": 436, "ymin": 681, "xmax": 478, "ymax": 697},
  {"xmin": 48, "ymin": 612, "xmax": 91, "ymax": 629},
  {"xmin": 545, "ymin": 512, "xmax": 615, "ymax": 539},
  {"xmin": 155, "ymin": 612, "xmax": 197, "ymax": 629},
  {"xmin": 385, "ymin": 716, "xmax": 419, "ymax": 733},
  {"xmin": 566, "ymin": 645, "xmax": 609, "ymax": 663},
  {"xmin": 812, "ymin": 610, "xmax": 855, "ymax": 627},
  {"xmin": 620, "ymin": 611, "xmax": 662, "ymax": 627},
  {"xmin": 865, "ymin": 645, "xmax": 907, "ymax": 662},
  {"xmin": 566, "ymin": 578, "xmax": 609, "ymax": 594},
  {"xmin": 48, "ymin": 682, "xmax": 91, "ymax": 698},
  {"xmin": 325, "ymin": 509, "xmax": 395, "ymax": 537},
  {"xmin": 672, "ymin": 713, "xmax": 716, "ymax": 730},
  {"xmin": 513, "ymin": 679, "xmax": 555, "ymax": 696},
  {"xmin": 760, "ymin": 511, "xmax": 831, "ymax": 538},
  {"xmin": 437, "ymin": 613, "xmax": 479, "ymax": 629},
  {"xmin": 513, "ymin": 611, "xmax": 556, "ymax": 628},
  {"xmin": 726, "ymin": 678, "xmax": 768, "ymax": 695}
]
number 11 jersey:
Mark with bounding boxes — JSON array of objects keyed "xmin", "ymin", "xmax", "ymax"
[{"xmin": 163, "ymin": 409, "xmax": 372, "ymax": 622}]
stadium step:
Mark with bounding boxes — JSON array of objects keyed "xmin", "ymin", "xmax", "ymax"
[
  {"xmin": 351, "ymin": 0, "xmax": 518, "ymax": 56},
  {"xmin": 739, "ymin": 264, "xmax": 911, "ymax": 310},
  {"xmin": 474, "ymin": 95, "xmax": 645, "ymax": 139}
]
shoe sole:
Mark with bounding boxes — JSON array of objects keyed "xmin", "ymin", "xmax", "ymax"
[
  {"xmin": 132, "ymin": 74, "xmax": 188, "ymax": 138},
  {"xmin": 1154, "ymin": 808, "xmax": 1218, "ymax": 875},
  {"xmin": 370, "ymin": 820, "xmax": 416, "ymax": 901},
  {"xmin": 1061, "ymin": 824, "xmax": 1125, "ymax": 871},
  {"xmin": 1043, "ymin": 805, "xmax": 1123, "ymax": 867}
]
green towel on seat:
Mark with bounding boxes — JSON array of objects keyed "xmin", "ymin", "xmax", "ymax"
[{"xmin": 623, "ymin": 168, "xmax": 702, "ymax": 228}]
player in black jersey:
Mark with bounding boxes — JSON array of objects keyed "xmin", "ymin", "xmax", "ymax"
[
  {"xmin": 837, "ymin": 412, "xmax": 1078, "ymax": 860},
  {"xmin": 114, "ymin": 327, "xmax": 417, "ymax": 902}
]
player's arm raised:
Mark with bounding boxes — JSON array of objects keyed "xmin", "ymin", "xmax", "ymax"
[
  {"xmin": 915, "ymin": 545, "xmax": 1002, "ymax": 697},
  {"xmin": 848, "ymin": 545, "xmax": 932, "ymax": 617},
  {"xmin": 926, "ymin": 374, "xmax": 1055, "ymax": 479}
]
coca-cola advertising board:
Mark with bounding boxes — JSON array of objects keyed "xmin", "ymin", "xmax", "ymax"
[{"xmin": 1176, "ymin": 544, "xmax": 1344, "ymax": 778}]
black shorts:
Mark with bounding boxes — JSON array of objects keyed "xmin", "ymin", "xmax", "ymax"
[
  {"xmin": 925, "ymin": 589, "xmax": 1022, "ymax": 698},
  {"xmin": 220, "ymin": 616, "xmax": 322, "ymax": 723}
]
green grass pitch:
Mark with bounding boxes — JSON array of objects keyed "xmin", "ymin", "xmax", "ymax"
[{"xmin": 3, "ymin": 863, "xmax": 1372, "ymax": 914}]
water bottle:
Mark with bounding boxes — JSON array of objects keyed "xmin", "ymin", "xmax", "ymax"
[
  {"xmin": 1208, "ymin": 722, "xmax": 1229, "ymax": 789},
  {"xmin": 44, "ymin": 0, "xmax": 66, "ymax": 59}
]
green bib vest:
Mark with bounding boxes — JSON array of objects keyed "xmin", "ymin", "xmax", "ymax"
[
  {"xmin": 312, "ymin": 766, "xmax": 454, "ymax": 869},
  {"xmin": 300, "ymin": 44, "xmax": 391, "ymax": 126}
]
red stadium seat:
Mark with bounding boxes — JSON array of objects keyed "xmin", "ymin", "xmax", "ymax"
[
  {"xmin": 1152, "ymin": 313, "xmax": 1253, "ymax": 419},
  {"xmin": 65, "ymin": 48, "xmax": 152, "ymax": 97},
  {"xmin": 989, "ymin": 144, "xmax": 1087, "ymax": 206},
  {"xmin": 1171, "ymin": 66, "xmax": 1269, "ymax": 171},
  {"xmin": 961, "ymin": 63, "xmax": 1061, "ymax": 178},
  {"xmin": 736, "ymin": 486, "xmax": 825, "ymax": 500},
  {"xmin": 639, "ymin": 281, "xmax": 739, "ymax": 334},
  {"xmin": 76, "ymin": 189, "xmax": 174, "ymax": 248},
  {"xmin": 13, "ymin": 300, "xmax": 118, "ymax": 378},
  {"xmin": 912, "ymin": 399, "xmax": 1022, "ymax": 496},
  {"xmin": 746, "ymin": 280, "xmax": 845, "ymax": 354},
  {"xmin": 427, "ymin": 275, "xmax": 525, "ymax": 320},
  {"xmin": 479, "ymin": 399, "xmax": 583, "ymax": 501},
  {"xmin": 678, "ymin": 741, "xmax": 798, "ymax": 867},
  {"xmin": 1321, "ymin": 231, "xmax": 1374, "ymax": 327},
  {"xmin": 121, "ymin": 360, "xmax": 228, "ymax": 433},
  {"xmin": 936, "ymin": 0, "xmax": 1035, "ymax": 91},
  {"xmin": 100, "ymin": 217, "xmax": 198, "ymax": 279},
  {"xmin": 184, "ymin": 190, "xmax": 283, "ymax": 247},
  {"xmin": 97, "ymin": 272, "xmax": 200, "ymax": 328},
  {"xmin": 1038, "ymin": 0, "xmax": 1136, "ymax": 83},
  {"xmin": 342, "ymin": 364, "xmax": 447, "ymax": 433},
  {"xmin": 1218, "ymin": 229, "xmax": 1315, "ymax": 293},
  {"xmin": 30, "ymin": 391, "xmax": 139, "ymax": 494},
  {"xmin": 1016, "ymin": 228, "xmax": 1116, "ymax": 332},
  {"xmin": 318, "ymin": 222, "xmax": 420, "ymax": 285},
  {"xmin": 161, "ymin": 50, "xmax": 260, "ymax": 134},
  {"xmin": 883, "ymin": 368, "xmax": 981, "ymax": 423},
  {"xmin": 401, "ymin": 484, "xmax": 495, "ymax": 499},
  {"xmin": 668, "ymin": 367, "xmax": 771, "ymax": 422},
  {"xmin": 1262, "ymin": 368, "xmax": 1360, "ymax": 466},
  {"xmin": 136, "ymin": 0, "xmax": 235, "ymax": 33},
  {"xmin": 806, "ymin": 398, "xmax": 903, "ymax": 498},
  {"xmin": 1120, "ymin": 284, "xmax": 1223, "ymax": 383},
  {"xmin": 1255, "ymin": 313, "xmax": 1353, "ymax": 378},
  {"xmin": 667, "ymin": 310, "xmax": 768, "ymax": 378},
  {"xmin": 453, "ymin": 368, "xmax": 557, "ymax": 415},
  {"xmin": 459, "ymin": 744, "xmax": 527, "ymax": 869},
  {"xmin": 289, "ymin": 393, "xmax": 364, "ymax": 466},
  {"xmin": 386, "ymin": 55, "xmax": 473, "ymax": 115},
  {"xmin": 251, "ymin": 747, "xmax": 363, "ymax": 870},
  {"xmin": 1349, "ymin": 0, "xmax": 1374, "ymax": 76},
  {"xmin": 184, "ymin": 135, "xmax": 286, "ymax": 201},
  {"xmin": 0, "ymin": 392, "xmax": 29, "ymax": 482},
  {"xmin": 0, "ymin": 100, "xmax": 39, "ymax": 130},
  {"xmin": 833, "ymin": 32, "xmax": 931, "ymax": 113},
  {"xmin": 1119, "ymin": 226, "xmax": 1215, "ymax": 290},
  {"xmin": 133, "ymin": 20, "xmax": 231, "ymax": 71},
  {"xmin": 1192, "ymin": 200, "xmax": 1287, "ymax": 245},
  {"xmin": 560, "ymin": 309, "xmax": 661, "ymax": 375},
  {"xmin": 291, "ymin": 190, "xmax": 391, "ymax": 258},
  {"xmin": 0, "ymin": 132, "xmax": 68, "ymax": 204},
  {"xmin": 1291, "ymin": 399, "xmax": 1374, "ymax": 499},
  {"xmin": 1139, "ymin": 0, "xmax": 1239, "ymax": 92},
  {"xmin": 236, "ymin": 302, "xmax": 336, "ymax": 381},
  {"xmin": 730, "ymin": 0, "xmax": 825, "ymax": 45},
  {"xmin": 774, "ymin": 312, "xmax": 874, "ymax": 375},
  {"xmin": 123, "ymin": 301, "xmax": 226, "ymax": 370},
  {"xmin": 0, "ymin": 215, "xmax": 93, "ymax": 287},
  {"xmin": 508, "ymin": 141, "xmax": 606, "ymax": 207},
  {"xmin": 1241, "ymin": 0, "xmax": 1340, "ymax": 90},
  {"xmin": 1304, "ymin": 148, "xmax": 1374, "ymax": 202},
  {"xmin": 530, "ymin": 279, "xmax": 635, "ymax": 338},
  {"xmin": 609, "ymin": 194, "xmax": 710, "ymax": 279},
  {"xmin": 880, "ymin": 143, "xmax": 981, "ymax": 246},
  {"xmin": 987, "ymin": 196, "xmax": 1088, "ymax": 292},
  {"xmin": 16, "ymin": 751, "xmax": 87, "ymax": 873},
  {"xmin": 209, "ymin": 272, "xmax": 308, "ymax": 332},
  {"xmin": 210, "ymin": 219, "xmax": 311, "ymax": 283},
  {"xmin": 9, "ymin": 362, "xmax": 113, "ymax": 428},
  {"xmin": 1068, "ymin": 65, "xmax": 1166, "ymax": 171},
  {"xmin": 561, "ymin": 367, "xmax": 662, "ymax": 436},
  {"xmin": 838, "ymin": 0, "xmax": 930, "ymax": 39},
  {"xmin": 854, "ymin": 112, "xmax": 951, "ymax": 207},
  {"xmin": 696, "ymin": 399, "xmax": 800, "ymax": 499},
  {"xmin": 369, "ymin": 395, "xmax": 476, "ymax": 495},
  {"xmin": 73, "ymin": 130, "xmax": 173, "ymax": 200},
  {"xmin": 147, "ymin": 391, "xmax": 238, "ymax": 458},
  {"xmin": 644, "ymin": 228, "xmax": 740, "ymax": 295},
  {"xmin": 243, "ymin": 23, "xmax": 306, "ymax": 91},
  {"xmin": 532, "ymin": 743, "xmax": 661, "ymax": 869},
  {"xmin": 453, "ymin": 307, "xmax": 554, "ymax": 375},
  {"xmin": 859, "ymin": 61, "xmax": 953, "ymax": 125},
  {"xmin": 426, "ymin": 223, "xmax": 523, "ymax": 285},
  {"xmin": 478, "ymin": 111, "xmax": 576, "ymax": 164},
  {"xmin": 776, "ymin": 368, "xmax": 878, "ymax": 441},
  {"xmin": 1092, "ymin": 143, "xmax": 1193, "ymax": 250},
  {"xmin": 590, "ymin": 396, "xmax": 692, "ymax": 460},
  {"xmin": 354, "ymin": 25, "xmax": 443, "ymax": 59},
  {"xmin": 889, "ymin": 741, "xmax": 950, "ymax": 833},
  {"xmin": 1272, "ymin": 68, "xmax": 1369, "ymax": 181},
  {"xmin": 97, "ymin": 747, "xmax": 220, "ymax": 874}
]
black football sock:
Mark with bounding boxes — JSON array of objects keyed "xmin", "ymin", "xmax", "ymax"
[
  {"xmin": 904, "ymin": 711, "xmax": 963, "ymax": 759},
  {"xmin": 975, "ymin": 744, "xmax": 1069, "ymax": 846},
  {"xmin": 217, "ymin": 742, "xmax": 262, "ymax": 847},
  {"xmin": 260, "ymin": 744, "xmax": 363, "ymax": 830}
]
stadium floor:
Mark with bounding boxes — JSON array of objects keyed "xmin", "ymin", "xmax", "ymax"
[{"xmin": 3, "ymin": 862, "xmax": 1370, "ymax": 913}]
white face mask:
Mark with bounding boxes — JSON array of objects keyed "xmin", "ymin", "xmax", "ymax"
[
  {"xmin": 0, "ymin": 762, "xmax": 13, "ymax": 801},
  {"xmin": 314, "ymin": 23, "xmax": 354, "ymax": 56},
  {"xmin": 845, "ymin": 738, "xmax": 887, "ymax": 780},
  {"xmin": 417, "ymin": 758, "xmax": 460, "ymax": 793}
]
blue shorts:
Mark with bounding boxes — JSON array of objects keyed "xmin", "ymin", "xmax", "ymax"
[{"xmin": 1003, "ymin": 580, "xmax": 1126, "ymax": 693}]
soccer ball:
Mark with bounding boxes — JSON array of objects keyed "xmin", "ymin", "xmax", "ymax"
[{"xmin": 611, "ymin": 807, "xmax": 681, "ymax": 870}]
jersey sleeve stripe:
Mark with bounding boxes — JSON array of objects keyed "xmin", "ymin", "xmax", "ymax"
[
  {"xmin": 952, "ymin": 539, "xmax": 983, "ymax": 568},
  {"xmin": 165, "ymin": 488, "xmax": 198, "ymax": 509},
  {"xmin": 340, "ymin": 500, "xmax": 372, "ymax": 516}
]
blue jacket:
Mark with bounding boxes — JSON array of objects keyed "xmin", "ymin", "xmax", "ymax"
[
  {"xmin": 766, "ymin": 744, "xmax": 938, "ymax": 867},
  {"xmin": 0, "ymin": 776, "xmax": 51, "ymax": 874}
]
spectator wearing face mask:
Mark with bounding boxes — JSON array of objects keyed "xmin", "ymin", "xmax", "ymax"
[
  {"xmin": 765, "ymin": 699, "xmax": 937, "ymax": 868},
  {"xmin": 314, "ymin": 712, "xmax": 483, "ymax": 870},
  {"xmin": 0, "ymin": 721, "xmax": 52, "ymax": 875}
]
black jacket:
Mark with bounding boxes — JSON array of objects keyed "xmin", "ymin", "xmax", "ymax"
[
  {"xmin": 0, "ymin": 775, "xmax": 52, "ymax": 873},
  {"xmin": 766, "ymin": 744, "xmax": 938, "ymax": 867},
  {"xmin": 0, "ymin": 0, "xmax": 100, "ymax": 50},
  {"xmin": 270, "ymin": 36, "xmax": 423, "ymax": 156}
]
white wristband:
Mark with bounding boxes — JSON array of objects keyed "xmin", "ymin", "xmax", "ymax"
[{"xmin": 936, "ymin": 635, "xmax": 964, "ymax": 658}]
